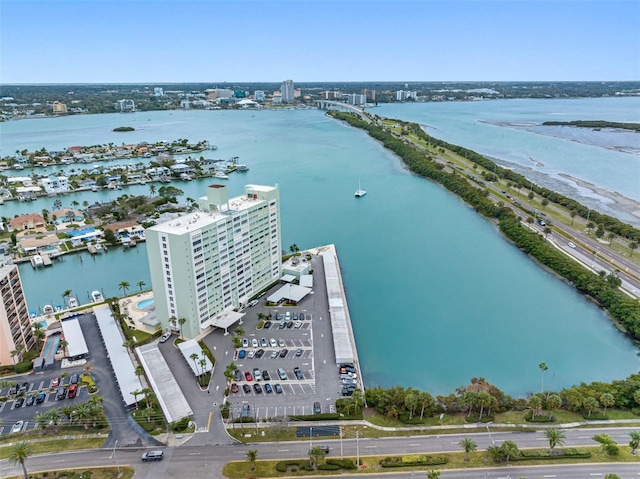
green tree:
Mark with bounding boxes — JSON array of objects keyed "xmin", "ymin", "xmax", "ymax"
[
  {"xmin": 59, "ymin": 339, "xmax": 69, "ymax": 357},
  {"xmin": 308, "ymin": 445, "xmax": 326, "ymax": 469},
  {"xmin": 8, "ymin": 441, "xmax": 33, "ymax": 479},
  {"xmin": 246, "ymin": 449, "xmax": 258, "ymax": 471},
  {"xmin": 149, "ymin": 184, "xmax": 156, "ymax": 197},
  {"xmin": 541, "ymin": 198, "xmax": 549, "ymax": 210},
  {"xmin": 61, "ymin": 289, "xmax": 72, "ymax": 306},
  {"xmin": 118, "ymin": 280, "xmax": 130, "ymax": 296},
  {"xmin": 137, "ymin": 280, "xmax": 146, "ymax": 292},
  {"xmin": 486, "ymin": 445, "xmax": 503, "ymax": 463},
  {"xmin": 528, "ymin": 394, "xmax": 542, "ymax": 419},
  {"xmin": 427, "ymin": 471, "xmax": 441, "ymax": 479},
  {"xmin": 628, "ymin": 430, "xmax": 640, "ymax": 455},
  {"xmin": 583, "ymin": 396, "xmax": 600, "ymax": 417},
  {"xmin": 593, "ymin": 433, "xmax": 618, "ymax": 457},
  {"xmin": 477, "ymin": 391, "xmax": 492, "ymax": 420},
  {"xmin": 458, "ymin": 437, "xmax": 477, "ymax": 462},
  {"xmin": 178, "ymin": 317, "xmax": 187, "ymax": 339},
  {"xmin": 500, "ymin": 440, "xmax": 519, "ymax": 464},
  {"xmin": 547, "ymin": 393, "xmax": 562, "ymax": 420},
  {"xmin": 600, "ymin": 392, "xmax": 615, "ymax": 415},
  {"xmin": 544, "ymin": 428, "xmax": 566, "ymax": 452},
  {"xmin": 570, "ymin": 209, "xmax": 577, "ymax": 225},
  {"xmin": 539, "ymin": 362, "xmax": 548, "ymax": 395}
]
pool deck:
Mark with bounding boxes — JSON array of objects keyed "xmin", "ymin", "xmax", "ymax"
[{"xmin": 119, "ymin": 291, "xmax": 158, "ymax": 333}]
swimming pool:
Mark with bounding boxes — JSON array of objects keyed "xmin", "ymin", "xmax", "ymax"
[
  {"xmin": 137, "ymin": 298, "xmax": 155, "ymax": 309},
  {"xmin": 42, "ymin": 333, "xmax": 61, "ymax": 358}
]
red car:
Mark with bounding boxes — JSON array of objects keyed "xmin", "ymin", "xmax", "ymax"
[
  {"xmin": 51, "ymin": 377, "xmax": 60, "ymax": 387},
  {"xmin": 244, "ymin": 371, "xmax": 253, "ymax": 382},
  {"xmin": 230, "ymin": 383, "xmax": 239, "ymax": 393},
  {"xmin": 68, "ymin": 384, "xmax": 78, "ymax": 398}
]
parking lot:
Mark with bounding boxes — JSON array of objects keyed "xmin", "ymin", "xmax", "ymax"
[{"xmin": 0, "ymin": 371, "xmax": 89, "ymax": 435}]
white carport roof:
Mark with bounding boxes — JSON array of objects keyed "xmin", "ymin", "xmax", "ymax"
[
  {"xmin": 299, "ymin": 274, "xmax": 313, "ymax": 288},
  {"xmin": 280, "ymin": 274, "xmax": 296, "ymax": 283},
  {"xmin": 322, "ymin": 252, "xmax": 355, "ymax": 364},
  {"xmin": 201, "ymin": 310, "xmax": 244, "ymax": 331},
  {"xmin": 60, "ymin": 317, "xmax": 89, "ymax": 357},
  {"xmin": 267, "ymin": 283, "xmax": 311, "ymax": 303},
  {"xmin": 137, "ymin": 342, "xmax": 193, "ymax": 423},
  {"xmin": 178, "ymin": 340, "xmax": 214, "ymax": 376},
  {"xmin": 94, "ymin": 305, "xmax": 143, "ymax": 407}
]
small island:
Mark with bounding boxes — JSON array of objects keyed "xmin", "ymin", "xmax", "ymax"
[
  {"xmin": 542, "ymin": 120, "xmax": 640, "ymax": 132},
  {"xmin": 113, "ymin": 126, "xmax": 135, "ymax": 132}
]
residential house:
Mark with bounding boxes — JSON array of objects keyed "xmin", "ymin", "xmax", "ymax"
[{"xmin": 9, "ymin": 213, "xmax": 46, "ymax": 231}]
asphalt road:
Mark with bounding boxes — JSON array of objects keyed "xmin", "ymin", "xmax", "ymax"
[{"xmin": 2, "ymin": 426, "xmax": 638, "ymax": 478}]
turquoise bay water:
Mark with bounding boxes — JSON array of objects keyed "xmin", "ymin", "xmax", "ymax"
[{"xmin": 3, "ymin": 105, "xmax": 638, "ymax": 396}]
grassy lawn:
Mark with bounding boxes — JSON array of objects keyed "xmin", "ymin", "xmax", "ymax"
[
  {"xmin": 5, "ymin": 466, "xmax": 134, "ymax": 479},
  {"xmin": 0, "ymin": 437, "xmax": 105, "ymax": 459},
  {"xmin": 223, "ymin": 447, "xmax": 639, "ymax": 478}
]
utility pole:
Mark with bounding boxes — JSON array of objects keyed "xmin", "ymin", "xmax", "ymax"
[
  {"xmin": 356, "ymin": 429, "xmax": 360, "ymax": 468},
  {"xmin": 309, "ymin": 426, "xmax": 313, "ymax": 453},
  {"xmin": 340, "ymin": 426, "xmax": 344, "ymax": 459}
]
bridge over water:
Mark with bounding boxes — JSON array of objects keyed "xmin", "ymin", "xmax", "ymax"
[{"xmin": 316, "ymin": 100, "xmax": 371, "ymax": 123}]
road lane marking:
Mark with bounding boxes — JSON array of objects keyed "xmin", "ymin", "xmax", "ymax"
[
  {"xmin": 207, "ymin": 411, "xmax": 212, "ymax": 431},
  {"xmin": 277, "ymin": 449, "xmax": 289, "ymax": 452},
  {"xmin": 408, "ymin": 443, "xmax": 421, "ymax": 446}
]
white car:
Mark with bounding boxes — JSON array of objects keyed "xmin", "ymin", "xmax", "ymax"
[
  {"xmin": 270, "ymin": 350, "xmax": 278, "ymax": 359},
  {"xmin": 278, "ymin": 338, "xmax": 286, "ymax": 347},
  {"xmin": 285, "ymin": 311, "xmax": 291, "ymax": 320},
  {"xmin": 159, "ymin": 332, "xmax": 171, "ymax": 343},
  {"xmin": 294, "ymin": 321, "xmax": 303, "ymax": 328},
  {"xmin": 568, "ymin": 242, "xmax": 576, "ymax": 248},
  {"xmin": 10, "ymin": 421, "xmax": 23, "ymax": 434},
  {"xmin": 251, "ymin": 338, "xmax": 259, "ymax": 348},
  {"xmin": 242, "ymin": 338, "xmax": 249, "ymax": 348},
  {"xmin": 269, "ymin": 338, "xmax": 278, "ymax": 348},
  {"xmin": 247, "ymin": 349, "xmax": 256, "ymax": 359}
]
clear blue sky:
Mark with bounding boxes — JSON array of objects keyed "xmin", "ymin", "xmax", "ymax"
[{"xmin": 1, "ymin": 0, "xmax": 638, "ymax": 83}]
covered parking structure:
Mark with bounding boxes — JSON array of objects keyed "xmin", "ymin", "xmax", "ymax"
[
  {"xmin": 60, "ymin": 316, "xmax": 89, "ymax": 359},
  {"xmin": 322, "ymin": 252, "xmax": 355, "ymax": 365},
  {"xmin": 137, "ymin": 342, "xmax": 193, "ymax": 423},
  {"xmin": 201, "ymin": 310, "xmax": 244, "ymax": 335},
  {"xmin": 94, "ymin": 305, "xmax": 144, "ymax": 408},
  {"xmin": 178, "ymin": 340, "xmax": 214, "ymax": 377},
  {"xmin": 267, "ymin": 283, "xmax": 312, "ymax": 305}
]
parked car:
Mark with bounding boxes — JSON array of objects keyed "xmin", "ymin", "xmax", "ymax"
[
  {"xmin": 35, "ymin": 391, "xmax": 46, "ymax": 404},
  {"xmin": 256, "ymin": 349, "xmax": 265, "ymax": 359},
  {"xmin": 242, "ymin": 384, "xmax": 251, "ymax": 394},
  {"xmin": 68, "ymin": 384, "xmax": 78, "ymax": 398},
  {"xmin": 55, "ymin": 387, "xmax": 67, "ymax": 400},
  {"xmin": 264, "ymin": 383, "xmax": 273, "ymax": 394},
  {"xmin": 251, "ymin": 338, "xmax": 259, "ymax": 348},
  {"xmin": 285, "ymin": 312, "xmax": 291, "ymax": 320},
  {"xmin": 299, "ymin": 312, "xmax": 305, "ymax": 320},
  {"xmin": 262, "ymin": 370, "xmax": 271, "ymax": 381},
  {"xmin": 248, "ymin": 299, "xmax": 259, "ymax": 307},
  {"xmin": 292, "ymin": 313, "xmax": 298, "ymax": 320},
  {"xmin": 141, "ymin": 450, "xmax": 164, "ymax": 462},
  {"xmin": 10, "ymin": 421, "xmax": 23, "ymax": 434},
  {"xmin": 238, "ymin": 349, "xmax": 246, "ymax": 359},
  {"xmin": 260, "ymin": 338, "xmax": 268, "ymax": 347},
  {"xmin": 278, "ymin": 321, "xmax": 286, "ymax": 329},
  {"xmin": 313, "ymin": 401, "xmax": 322, "ymax": 414},
  {"xmin": 70, "ymin": 374, "xmax": 79, "ymax": 385},
  {"xmin": 19, "ymin": 382, "xmax": 28, "ymax": 394},
  {"xmin": 241, "ymin": 404, "xmax": 251, "ymax": 418},
  {"xmin": 14, "ymin": 396, "xmax": 25, "ymax": 408},
  {"xmin": 230, "ymin": 383, "xmax": 239, "ymax": 394},
  {"xmin": 263, "ymin": 321, "xmax": 272, "ymax": 329},
  {"xmin": 8, "ymin": 384, "xmax": 18, "ymax": 395},
  {"xmin": 51, "ymin": 377, "xmax": 60, "ymax": 387},
  {"xmin": 160, "ymin": 332, "xmax": 172, "ymax": 343},
  {"xmin": 234, "ymin": 370, "xmax": 242, "ymax": 382},
  {"xmin": 278, "ymin": 338, "xmax": 286, "ymax": 347},
  {"xmin": 244, "ymin": 371, "xmax": 253, "ymax": 382},
  {"xmin": 279, "ymin": 349, "xmax": 289, "ymax": 358},
  {"xmin": 274, "ymin": 383, "xmax": 283, "ymax": 394},
  {"xmin": 295, "ymin": 349, "xmax": 303, "ymax": 357},
  {"xmin": 252, "ymin": 368, "xmax": 262, "ymax": 381},
  {"xmin": 242, "ymin": 338, "xmax": 249, "ymax": 348},
  {"xmin": 247, "ymin": 349, "xmax": 256, "ymax": 359},
  {"xmin": 277, "ymin": 368, "xmax": 288, "ymax": 380},
  {"xmin": 253, "ymin": 383, "xmax": 263, "ymax": 394},
  {"xmin": 294, "ymin": 367, "xmax": 304, "ymax": 380},
  {"xmin": 275, "ymin": 313, "xmax": 282, "ymax": 320},
  {"xmin": 270, "ymin": 350, "xmax": 278, "ymax": 359},
  {"xmin": 25, "ymin": 395, "xmax": 36, "ymax": 406},
  {"xmin": 269, "ymin": 338, "xmax": 277, "ymax": 348},
  {"xmin": 294, "ymin": 321, "xmax": 302, "ymax": 328},
  {"xmin": 286, "ymin": 321, "xmax": 294, "ymax": 329}
]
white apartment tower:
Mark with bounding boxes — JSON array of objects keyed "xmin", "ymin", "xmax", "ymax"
[
  {"xmin": 146, "ymin": 184, "xmax": 282, "ymax": 339},
  {"xmin": 281, "ymin": 80, "xmax": 294, "ymax": 104},
  {"xmin": 0, "ymin": 264, "xmax": 35, "ymax": 365}
]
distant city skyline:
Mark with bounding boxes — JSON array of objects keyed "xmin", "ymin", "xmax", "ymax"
[{"xmin": 1, "ymin": 1, "xmax": 638, "ymax": 84}]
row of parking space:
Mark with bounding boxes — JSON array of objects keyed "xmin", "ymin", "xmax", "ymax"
[
  {"xmin": 230, "ymin": 403, "xmax": 336, "ymax": 422},
  {"xmin": 236, "ymin": 347, "xmax": 313, "ymax": 361},
  {"xmin": 241, "ymin": 337, "xmax": 312, "ymax": 349},
  {"xmin": 0, "ymin": 387, "xmax": 88, "ymax": 416},
  {"xmin": 231, "ymin": 381, "xmax": 316, "ymax": 398},
  {"xmin": 232, "ymin": 366, "xmax": 313, "ymax": 384}
]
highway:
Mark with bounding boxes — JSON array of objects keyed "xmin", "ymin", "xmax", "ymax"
[{"xmin": 2, "ymin": 426, "xmax": 638, "ymax": 478}]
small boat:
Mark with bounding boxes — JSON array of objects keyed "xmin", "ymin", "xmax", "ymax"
[
  {"xmin": 91, "ymin": 186, "xmax": 98, "ymax": 192},
  {"xmin": 94, "ymin": 243, "xmax": 104, "ymax": 253},
  {"xmin": 43, "ymin": 305, "xmax": 54, "ymax": 315},
  {"xmin": 180, "ymin": 173, "xmax": 193, "ymax": 181},
  {"xmin": 214, "ymin": 171, "xmax": 229, "ymax": 179},
  {"xmin": 91, "ymin": 290, "xmax": 104, "ymax": 303},
  {"xmin": 31, "ymin": 255, "xmax": 44, "ymax": 268},
  {"xmin": 355, "ymin": 179, "xmax": 367, "ymax": 198},
  {"xmin": 68, "ymin": 295, "xmax": 79, "ymax": 308},
  {"xmin": 236, "ymin": 164, "xmax": 249, "ymax": 172}
]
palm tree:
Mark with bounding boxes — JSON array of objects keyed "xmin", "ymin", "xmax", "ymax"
[
  {"xmin": 593, "ymin": 433, "xmax": 617, "ymax": 458},
  {"xmin": 459, "ymin": 437, "xmax": 477, "ymax": 461},
  {"xmin": 583, "ymin": 396, "xmax": 600, "ymax": 417},
  {"xmin": 600, "ymin": 392, "xmax": 615, "ymax": 415},
  {"xmin": 485, "ymin": 445, "xmax": 503, "ymax": 463},
  {"xmin": 477, "ymin": 391, "xmax": 492, "ymax": 420},
  {"xmin": 137, "ymin": 280, "xmax": 146, "ymax": 292},
  {"xmin": 570, "ymin": 209, "xmax": 577, "ymax": 226},
  {"xmin": 246, "ymin": 449, "xmax": 258, "ymax": 471},
  {"xmin": 427, "ymin": 471, "xmax": 441, "ymax": 479},
  {"xmin": 528, "ymin": 395, "xmax": 542, "ymax": 419},
  {"xmin": 132, "ymin": 389, "xmax": 142, "ymax": 409},
  {"xmin": 629, "ymin": 430, "xmax": 640, "ymax": 455},
  {"xmin": 61, "ymin": 289, "xmax": 72, "ymax": 306},
  {"xmin": 190, "ymin": 353, "xmax": 200, "ymax": 378},
  {"xmin": 308, "ymin": 445, "xmax": 326, "ymax": 469},
  {"xmin": 118, "ymin": 281, "xmax": 130, "ymax": 296},
  {"xmin": 234, "ymin": 326, "xmax": 245, "ymax": 337},
  {"xmin": 547, "ymin": 393, "xmax": 562, "ymax": 420},
  {"xmin": 149, "ymin": 184, "xmax": 156, "ymax": 198},
  {"xmin": 59, "ymin": 339, "xmax": 69, "ymax": 357},
  {"xmin": 8, "ymin": 441, "xmax": 33, "ymax": 479},
  {"xmin": 544, "ymin": 428, "xmax": 566, "ymax": 452},
  {"xmin": 500, "ymin": 440, "xmax": 519, "ymax": 464},
  {"xmin": 178, "ymin": 317, "xmax": 187, "ymax": 339},
  {"xmin": 538, "ymin": 362, "xmax": 548, "ymax": 395}
]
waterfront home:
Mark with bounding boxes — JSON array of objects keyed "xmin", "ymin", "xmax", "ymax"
[
  {"xmin": 170, "ymin": 164, "xmax": 194, "ymax": 177},
  {"xmin": 66, "ymin": 227, "xmax": 103, "ymax": 246},
  {"xmin": 7, "ymin": 176, "xmax": 35, "ymax": 187},
  {"xmin": 50, "ymin": 208, "xmax": 84, "ymax": 224},
  {"xmin": 146, "ymin": 166, "xmax": 171, "ymax": 179},
  {"xmin": 40, "ymin": 176, "xmax": 70, "ymax": 195},
  {"xmin": 9, "ymin": 213, "xmax": 46, "ymax": 231},
  {"xmin": 18, "ymin": 234, "xmax": 60, "ymax": 255},
  {"xmin": 102, "ymin": 221, "xmax": 145, "ymax": 240}
]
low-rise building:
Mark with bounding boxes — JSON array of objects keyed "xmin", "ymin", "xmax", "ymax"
[
  {"xmin": 41, "ymin": 176, "xmax": 69, "ymax": 195},
  {"xmin": 9, "ymin": 213, "xmax": 46, "ymax": 231}
]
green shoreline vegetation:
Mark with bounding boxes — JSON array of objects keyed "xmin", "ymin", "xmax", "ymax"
[
  {"xmin": 112, "ymin": 126, "xmax": 135, "ymax": 132},
  {"xmin": 328, "ymin": 111, "xmax": 640, "ymax": 343},
  {"xmin": 542, "ymin": 120, "xmax": 640, "ymax": 132}
]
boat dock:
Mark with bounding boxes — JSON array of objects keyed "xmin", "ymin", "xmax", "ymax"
[
  {"xmin": 41, "ymin": 254, "xmax": 52, "ymax": 266},
  {"xmin": 87, "ymin": 244, "xmax": 97, "ymax": 254}
]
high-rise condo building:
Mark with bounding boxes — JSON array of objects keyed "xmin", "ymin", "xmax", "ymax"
[
  {"xmin": 146, "ymin": 184, "xmax": 282, "ymax": 339},
  {"xmin": 0, "ymin": 264, "xmax": 35, "ymax": 365},
  {"xmin": 281, "ymin": 80, "xmax": 294, "ymax": 104}
]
